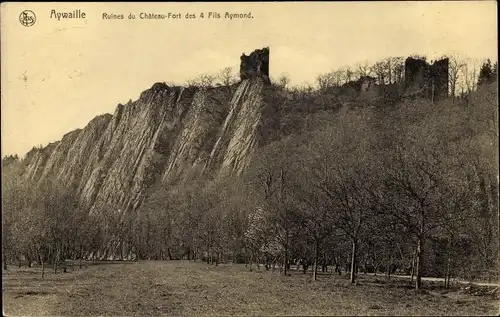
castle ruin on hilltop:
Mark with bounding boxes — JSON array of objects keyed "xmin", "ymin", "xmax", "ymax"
[
  {"xmin": 404, "ymin": 57, "xmax": 449, "ymax": 102},
  {"xmin": 238, "ymin": 47, "xmax": 450, "ymax": 103},
  {"xmin": 240, "ymin": 47, "xmax": 270, "ymax": 81}
]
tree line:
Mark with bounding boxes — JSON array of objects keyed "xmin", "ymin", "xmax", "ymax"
[
  {"xmin": 168, "ymin": 54, "xmax": 498, "ymax": 99},
  {"xmin": 314, "ymin": 55, "xmax": 497, "ymax": 99}
]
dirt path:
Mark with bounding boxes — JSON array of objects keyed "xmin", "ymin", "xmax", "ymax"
[{"xmin": 386, "ymin": 273, "xmax": 500, "ymax": 287}]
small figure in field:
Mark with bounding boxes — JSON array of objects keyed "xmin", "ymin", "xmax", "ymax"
[
  {"xmin": 335, "ymin": 264, "xmax": 342, "ymax": 275},
  {"xmin": 301, "ymin": 258, "xmax": 309, "ymax": 274}
]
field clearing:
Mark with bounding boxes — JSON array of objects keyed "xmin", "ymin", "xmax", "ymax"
[{"xmin": 2, "ymin": 260, "xmax": 499, "ymax": 316}]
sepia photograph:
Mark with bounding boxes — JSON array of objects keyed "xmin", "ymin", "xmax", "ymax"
[{"xmin": 1, "ymin": 1, "xmax": 498, "ymax": 316}]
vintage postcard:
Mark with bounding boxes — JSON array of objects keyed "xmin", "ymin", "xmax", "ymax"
[{"xmin": 1, "ymin": 1, "xmax": 498, "ymax": 316}]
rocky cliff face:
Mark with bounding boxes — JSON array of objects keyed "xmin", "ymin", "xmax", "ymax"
[{"xmin": 18, "ymin": 64, "xmax": 272, "ymax": 215}]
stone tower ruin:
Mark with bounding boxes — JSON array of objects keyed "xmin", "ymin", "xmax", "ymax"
[
  {"xmin": 239, "ymin": 47, "xmax": 270, "ymax": 81},
  {"xmin": 404, "ymin": 57, "xmax": 449, "ymax": 102}
]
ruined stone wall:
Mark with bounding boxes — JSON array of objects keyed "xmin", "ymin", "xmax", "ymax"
[
  {"xmin": 404, "ymin": 57, "xmax": 449, "ymax": 101},
  {"xmin": 429, "ymin": 58, "xmax": 449, "ymax": 101},
  {"xmin": 240, "ymin": 47, "xmax": 270, "ymax": 80},
  {"xmin": 404, "ymin": 58, "xmax": 429, "ymax": 91}
]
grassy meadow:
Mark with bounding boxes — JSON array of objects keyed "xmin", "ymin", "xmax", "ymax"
[{"xmin": 2, "ymin": 260, "xmax": 499, "ymax": 316}]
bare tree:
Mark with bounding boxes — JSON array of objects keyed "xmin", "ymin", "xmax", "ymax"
[
  {"xmin": 299, "ymin": 109, "xmax": 377, "ymax": 283},
  {"xmin": 338, "ymin": 66, "xmax": 355, "ymax": 84},
  {"xmin": 293, "ymin": 166, "xmax": 334, "ymax": 281},
  {"xmin": 460, "ymin": 57, "xmax": 480, "ymax": 94},
  {"xmin": 369, "ymin": 98, "xmax": 485, "ymax": 290},
  {"xmin": 247, "ymin": 136, "xmax": 306, "ymax": 276},
  {"xmin": 355, "ymin": 60, "xmax": 373, "ymax": 78},
  {"xmin": 316, "ymin": 73, "xmax": 335, "ymax": 90},
  {"xmin": 217, "ymin": 67, "xmax": 237, "ymax": 86},
  {"xmin": 371, "ymin": 60, "xmax": 387, "ymax": 85},
  {"xmin": 277, "ymin": 74, "xmax": 291, "ymax": 89},
  {"xmin": 378, "ymin": 57, "xmax": 405, "ymax": 84},
  {"xmin": 187, "ymin": 73, "xmax": 215, "ymax": 88},
  {"xmin": 389, "ymin": 57, "xmax": 405, "ymax": 84},
  {"xmin": 448, "ymin": 54, "xmax": 466, "ymax": 99}
]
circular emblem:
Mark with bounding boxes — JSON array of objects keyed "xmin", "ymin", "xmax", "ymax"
[{"xmin": 19, "ymin": 10, "xmax": 36, "ymax": 27}]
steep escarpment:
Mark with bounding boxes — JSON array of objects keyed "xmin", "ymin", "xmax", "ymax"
[
  {"xmin": 207, "ymin": 78, "xmax": 269, "ymax": 175},
  {"xmin": 23, "ymin": 141, "xmax": 61, "ymax": 182},
  {"xmin": 37, "ymin": 115, "xmax": 112, "ymax": 190},
  {"xmin": 17, "ymin": 48, "xmax": 273, "ymax": 215},
  {"xmin": 160, "ymin": 85, "xmax": 233, "ymax": 184}
]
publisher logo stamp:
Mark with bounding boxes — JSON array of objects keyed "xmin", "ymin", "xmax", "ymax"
[{"xmin": 19, "ymin": 10, "xmax": 36, "ymax": 27}]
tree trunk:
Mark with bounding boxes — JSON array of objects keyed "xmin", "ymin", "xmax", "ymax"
[
  {"xmin": 313, "ymin": 240, "xmax": 319, "ymax": 281},
  {"xmin": 283, "ymin": 235, "xmax": 289, "ymax": 276},
  {"xmin": 445, "ymin": 257, "xmax": 451, "ymax": 289},
  {"xmin": 386, "ymin": 252, "xmax": 392, "ymax": 279},
  {"xmin": 53, "ymin": 249, "xmax": 59, "ymax": 274},
  {"xmin": 431, "ymin": 79, "xmax": 435, "ymax": 103},
  {"xmin": 489, "ymin": 173, "xmax": 500, "ymax": 269},
  {"xmin": 415, "ymin": 237, "xmax": 424, "ymax": 290},
  {"xmin": 410, "ymin": 261, "xmax": 414, "ymax": 283},
  {"xmin": 410, "ymin": 246, "xmax": 417, "ymax": 283},
  {"xmin": 350, "ymin": 240, "xmax": 357, "ymax": 284},
  {"xmin": 79, "ymin": 245, "xmax": 83, "ymax": 269}
]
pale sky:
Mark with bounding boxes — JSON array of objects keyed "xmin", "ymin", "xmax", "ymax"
[{"xmin": 1, "ymin": 2, "xmax": 497, "ymax": 157}]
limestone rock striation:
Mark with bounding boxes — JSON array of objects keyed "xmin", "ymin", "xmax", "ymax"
[{"xmin": 19, "ymin": 49, "xmax": 273, "ymax": 215}]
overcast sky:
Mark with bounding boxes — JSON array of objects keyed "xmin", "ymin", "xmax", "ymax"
[{"xmin": 1, "ymin": 1, "xmax": 497, "ymax": 157}]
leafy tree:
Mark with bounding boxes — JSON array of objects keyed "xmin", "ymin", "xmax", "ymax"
[{"xmin": 477, "ymin": 59, "xmax": 496, "ymax": 88}]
